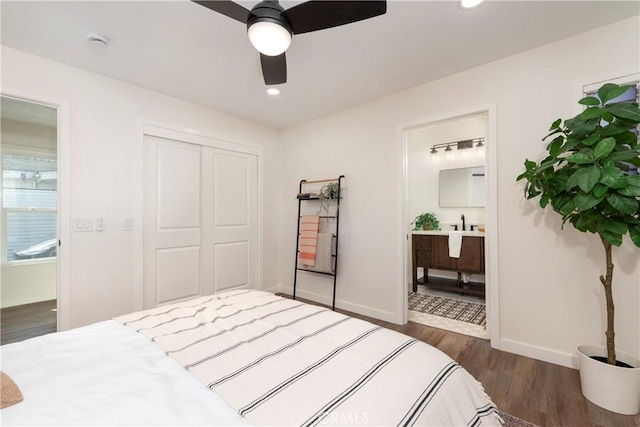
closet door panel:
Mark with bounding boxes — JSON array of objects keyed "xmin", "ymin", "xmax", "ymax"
[{"xmin": 143, "ymin": 136, "xmax": 203, "ymax": 308}]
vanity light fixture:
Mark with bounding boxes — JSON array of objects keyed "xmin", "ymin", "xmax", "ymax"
[{"xmin": 430, "ymin": 137, "xmax": 485, "ymax": 157}]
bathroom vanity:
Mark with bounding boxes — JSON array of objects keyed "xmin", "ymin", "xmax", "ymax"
[{"xmin": 411, "ymin": 231, "xmax": 485, "ymax": 296}]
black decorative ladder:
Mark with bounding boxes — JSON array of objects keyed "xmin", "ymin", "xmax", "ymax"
[{"xmin": 293, "ymin": 175, "xmax": 344, "ymax": 310}]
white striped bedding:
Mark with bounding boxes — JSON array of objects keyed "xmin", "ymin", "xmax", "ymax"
[{"xmin": 116, "ymin": 289, "xmax": 502, "ymax": 426}]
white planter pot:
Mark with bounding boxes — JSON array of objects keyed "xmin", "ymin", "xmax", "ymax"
[{"xmin": 577, "ymin": 345, "xmax": 640, "ymax": 415}]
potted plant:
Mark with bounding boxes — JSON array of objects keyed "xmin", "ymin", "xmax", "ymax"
[
  {"xmin": 517, "ymin": 82, "xmax": 640, "ymax": 415},
  {"xmin": 320, "ymin": 182, "xmax": 339, "ymax": 200},
  {"xmin": 411, "ymin": 212, "xmax": 440, "ymax": 231}
]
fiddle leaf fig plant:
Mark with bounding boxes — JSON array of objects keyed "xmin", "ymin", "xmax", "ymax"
[{"xmin": 517, "ymin": 82, "xmax": 640, "ymax": 366}]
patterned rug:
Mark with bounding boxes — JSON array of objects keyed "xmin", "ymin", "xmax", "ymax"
[
  {"xmin": 498, "ymin": 411, "xmax": 540, "ymax": 427},
  {"xmin": 408, "ymin": 292, "xmax": 486, "ymax": 326}
]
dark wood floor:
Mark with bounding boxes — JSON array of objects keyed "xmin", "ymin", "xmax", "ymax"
[
  {"xmin": 279, "ymin": 294, "xmax": 639, "ymax": 427},
  {"xmin": 1, "ymin": 299, "xmax": 57, "ymax": 345},
  {"xmin": 2, "ymin": 296, "xmax": 638, "ymax": 426}
]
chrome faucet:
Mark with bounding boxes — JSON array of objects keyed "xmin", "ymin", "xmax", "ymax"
[{"xmin": 461, "ymin": 214, "xmax": 466, "ymax": 231}]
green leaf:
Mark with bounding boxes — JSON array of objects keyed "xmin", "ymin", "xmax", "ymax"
[
  {"xmin": 629, "ymin": 226, "xmax": 640, "ymax": 248},
  {"xmin": 566, "ymin": 117, "xmax": 599, "ymax": 137},
  {"xmin": 602, "ymin": 111, "xmax": 615, "ymax": 124},
  {"xmin": 617, "ymin": 176, "xmax": 640, "ymax": 197},
  {"xmin": 581, "ymin": 135, "xmax": 601, "ymax": 147},
  {"xmin": 578, "ymin": 96, "xmax": 601, "ymax": 106},
  {"xmin": 599, "ymin": 165, "xmax": 628, "ymax": 189},
  {"xmin": 599, "ymin": 121, "xmax": 637, "ymax": 136},
  {"xmin": 581, "ymin": 107, "xmax": 602, "ymax": 120},
  {"xmin": 606, "ymin": 193, "xmax": 638, "ymax": 214},
  {"xmin": 593, "ymin": 137, "xmax": 616, "ymax": 159},
  {"xmin": 598, "ymin": 219, "xmax": 628, "ymax": 248},
  {"xmin": 548, "ymin": 118, "xmax": 562, "ymax": 131},
  {"xmin": 543, "ymin": 128, "xmax": 562, "ymax": 141},
  {"xmin": 592, "ymin": 183, "xmax": 608, "ymax": 198},
  {"xmin": 579, "ymin": 166, "xmax": 601, "ymax": 193},
  {"xmin": 607, "ymin": 102, "xmax": 640, "ymax": 123},
  {"xmin": 574, "ymin": 192, "xmax": 604, "ymax": 211},
  {"xmin": 548, "ymin": 136, "xmax": 564, "ymax": 158},
  {"xmin": 538, "ymin": 157, "xmax": 561, "ymax": 173},
  {"xmin": 615, "ymin": 131, "xmax": 639, "ymax": 148},
  {"xmin": 607, "ymin": 149, "xmax": 640, "ymax": 162},
  {"xmin": 575, "ymin": 210, "xmax": 603, "ymax": 228},
  {"xmin": 554, "ymin": 195, "xmax": 575, "ymax": 216},
  {"xmin": 598, "ymin": 219, "xmax": 628, "ymax": 235},
  {"xmin": 600, "ymin": 230, "xmax": 623, "ymax": 247},
  {"xmin": 598, "ymin": 83, "xmax": 631, "ymax": 105},
  {"xmin": 566, "ymin": 152, "xmax": 593, "ymax": 164},
  {"xmin": 566, "ymin": 166, "xmax": 601, "ymax": 192},
  {"xmin": 540, "ymin": 193, "xmax": 550, "ymax": 208}
]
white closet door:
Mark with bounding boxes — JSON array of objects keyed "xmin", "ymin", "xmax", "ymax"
[
  {"xmin": 143, "ymin": 135, "xmax": 203, "ymax": 308},
  {"xmin": 143, "ymin": 134, "xmax": 258, "ymax": 309},
  {"xmin": 202, "ymin": 148, "xmax": 258, "ymax": 294}
]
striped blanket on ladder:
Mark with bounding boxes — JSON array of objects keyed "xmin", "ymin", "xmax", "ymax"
[
  {"xmin": 298, "ymin": 215, "xmax": 320, "ymax": 267},
  {"xmin": 116, "ymin": 290, "xmax": 501, "ymax": 426}
]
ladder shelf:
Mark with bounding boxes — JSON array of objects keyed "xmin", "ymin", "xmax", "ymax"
[{"xmin": 293, "ymin": 175, "xmax": 344, "ymax": 310}]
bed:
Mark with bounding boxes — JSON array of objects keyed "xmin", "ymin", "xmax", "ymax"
[{"xmin": 1, "ymin": 290, "xmax": 501, "ymax": 426}]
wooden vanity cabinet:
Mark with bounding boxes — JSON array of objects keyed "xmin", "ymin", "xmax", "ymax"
[{"xmin": 412, "ymin": 233, "xmax": 485, "ymax": 294}]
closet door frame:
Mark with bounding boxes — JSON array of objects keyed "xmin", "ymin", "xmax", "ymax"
[{"xmin": 134, "ymin": 122, "xmax": 263, "ymax": 311}]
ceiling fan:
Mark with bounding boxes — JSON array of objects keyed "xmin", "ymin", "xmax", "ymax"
[{"xmin": 193, "ymin": 0, "xmax": 387, "ymax": 85}]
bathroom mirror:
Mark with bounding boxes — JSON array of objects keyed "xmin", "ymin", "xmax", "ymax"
[{"xmin": 439, "ymin": 166, "xmax": 485, "ymax": 207}]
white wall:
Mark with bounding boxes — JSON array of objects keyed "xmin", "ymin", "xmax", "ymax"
[
  {"xmin": 278, "ymin": 17, "xmax": 640, "ymax": 367},
  {"xmin": 1, "ymin": 261, "xmax": 56, "ymax": 308},
  {"xmin": 1, "ymin": 46, "xmax": 281, "ymax": 328}
]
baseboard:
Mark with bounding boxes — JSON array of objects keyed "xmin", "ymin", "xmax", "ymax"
[
  {"xmin": 261, "ymin": 285, "xmax": 285, "ymax": 295},
  {"xmin": 1, "ymin": 295, "xmax": 55, "ymax": 309},
  {"xmin": 499, "ymin": 338, "xmax": 578, "ymax": 369},
  {"xmin": 274, "ymin": 286, "xmax": 400, "ymax": 324}
]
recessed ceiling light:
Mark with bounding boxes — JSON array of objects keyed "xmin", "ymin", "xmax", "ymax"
[
  {"xmin": 266, "ymin": 88, "xmax": 280, "ymax": 96},
  {"xmin": 459, "ymin": 0, "xmax": 485, "ymax": 10}
]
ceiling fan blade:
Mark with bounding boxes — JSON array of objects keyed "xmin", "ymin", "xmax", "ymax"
[
  {"xmin": 192, "ymin": 1, "xmax": 249, "ymax": 24},
  {"xmin": 283, "ymin": 1, "xmax": 386, "ymax": 35},
  {"xmin": 260, "ymin": 53, "xmax": 287, "ymax": 85}
]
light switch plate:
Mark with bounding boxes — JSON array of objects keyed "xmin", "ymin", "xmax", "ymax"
[{"xmin": 74, "ymin": 217, "xmax": 93, "ymax": 232}]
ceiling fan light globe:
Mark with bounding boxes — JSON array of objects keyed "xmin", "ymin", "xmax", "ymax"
[
  {"xmin": 248, "ymin": 21, "xmax": 291, "ymax": 56},
  {"xmin": 459, "ymin": 0, "xmax": 484, "ymax": 9}
]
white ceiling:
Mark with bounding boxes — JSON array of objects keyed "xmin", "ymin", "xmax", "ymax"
[{"xmin": 2, "ymin": 1, "xmax": 638, "ymax": 129}]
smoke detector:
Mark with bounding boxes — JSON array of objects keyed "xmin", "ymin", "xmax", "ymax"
[{"xmin": 86, "ymin": 32, "xmax": 109, "ymax": 47}]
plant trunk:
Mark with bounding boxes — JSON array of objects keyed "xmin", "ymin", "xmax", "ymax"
[{"xmin": 599, "ymin": 237, "xmax": 616, "ymax": 365}]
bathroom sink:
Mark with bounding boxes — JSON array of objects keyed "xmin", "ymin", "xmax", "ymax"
[{"xmin": 411, "ymin": 230, "xmax": 484, "ymax": 236}]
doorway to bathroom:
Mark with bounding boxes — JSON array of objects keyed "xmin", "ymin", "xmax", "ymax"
[{"xmin": 401, "ymin": 108, "xmax": 498, "ymax": 341}]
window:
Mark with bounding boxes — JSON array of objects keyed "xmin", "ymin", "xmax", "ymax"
[{"xmin": 2, "ymin": 154, "xmax": 57, "ymax": 262}]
